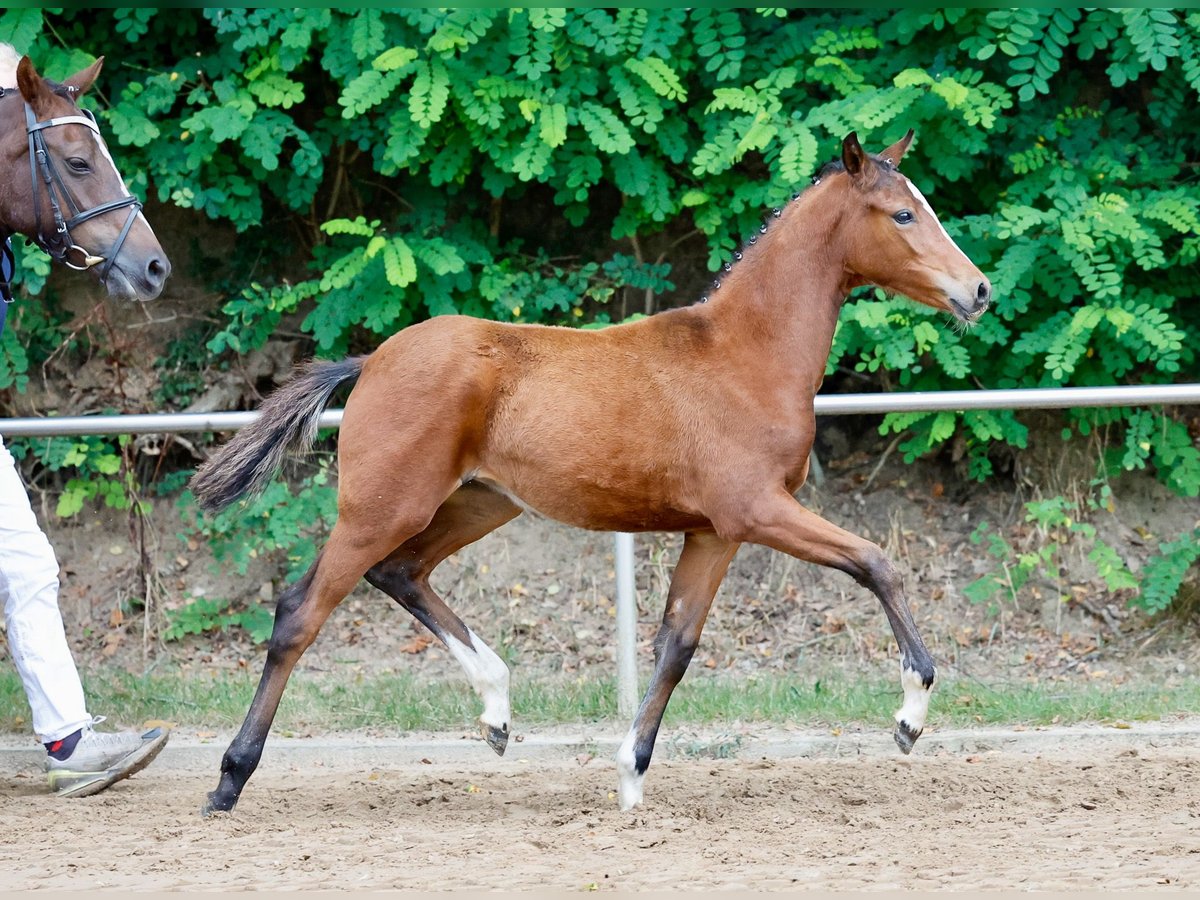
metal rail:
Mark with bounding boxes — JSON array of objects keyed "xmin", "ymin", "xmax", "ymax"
[{"xmin": 2, "ymin": 384, "xmax": 1198, "ymax": 438}]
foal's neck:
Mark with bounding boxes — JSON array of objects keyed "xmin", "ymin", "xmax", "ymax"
[{"xmin": 703, "ymin": 180, "xmax": 852, "ymax": 391}]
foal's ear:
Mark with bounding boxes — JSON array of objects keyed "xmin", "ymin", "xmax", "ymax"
[
  {"xmin": 16, "ymin": 56, "xmax": 54, "ymax": 118},
  {"xmin": 841, "ymin": 132, "xmax": 870, "ymax": 182},
  {"xmin": 880, "ymin": 129, "xmax": 915, "ymax": 168},
  {"xmin": 62, "ymin": 56, "xmax": 104, "ymax": 97}
]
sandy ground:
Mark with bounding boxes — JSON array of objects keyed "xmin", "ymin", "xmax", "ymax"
[{"xmin": 3, "ymin": 724, "xmax": 1200, "ymax": 891}]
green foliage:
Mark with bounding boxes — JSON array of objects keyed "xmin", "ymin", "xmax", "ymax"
[
  {"xmin": 964, "ymin": 483, "xmax": 1198, "ymax": 616},
  {"xmin": 177, "ymin": 463, "xmax": 338, "ymax": 582},
  {"xmin": 1134, "ymin": 528, "xmax": 1200, "ymax": 616},
  {"xmin": 160, "ymin": 458, "xmax": 304, "ymax": 629},
  {"xmin": 9, "ymin": 434, "xmax": 140, "ymax": 519},
  {"xmin": 2, "ymin": 8, "xmax": 1199, "ymax": 511},
  {"xmin": 162, "ymin": 594, "xmax": 274, "ymax": 644}
]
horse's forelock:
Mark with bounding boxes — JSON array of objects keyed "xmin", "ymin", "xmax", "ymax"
[{"xmin": 0, "ymin": 43, "xmax": 20, "ymax": 90}]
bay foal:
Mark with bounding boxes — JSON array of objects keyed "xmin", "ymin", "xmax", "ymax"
[{"xmin": 193, "ymin": 131, "xmax": 990, "ymax": 814}]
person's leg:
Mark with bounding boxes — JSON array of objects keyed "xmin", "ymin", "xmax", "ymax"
[
  {"xmin": 0, "ymin": 436, "xmax": 168, "ymax": 796},
  {"xmin": 0, "ymin": 437, "xmax": 89, "ymax": 742}
]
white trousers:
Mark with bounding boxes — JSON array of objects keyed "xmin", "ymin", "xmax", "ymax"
[{"xmin": 0, "ymin": 436, "xmax": 90, "ymax": 742}]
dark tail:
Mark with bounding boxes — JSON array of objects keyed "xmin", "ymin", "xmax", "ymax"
[{"xmin": 190, "ymin": 356, "xmax": 366, "ymax": 513}]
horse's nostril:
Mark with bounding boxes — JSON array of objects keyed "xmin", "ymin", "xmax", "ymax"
[
  {"xmin": 976, "ymin": 280, "xmax": 991, "ymax": 306},
  {"xmin": 146, "ymin": 256, "xmax": 170, "ymax": 285}
]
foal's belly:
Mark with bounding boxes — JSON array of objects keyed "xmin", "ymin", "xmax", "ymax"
[{"xmin": 472, "ymin": 471, "xmax": 711, "ymax": 534}]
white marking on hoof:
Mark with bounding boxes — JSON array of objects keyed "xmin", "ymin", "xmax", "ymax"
[
  {"xmin": 894, "ymin": 662, "xmax": 935, "ymax": 737},
  {"xmin": 615, "ymin": 731, "xmax": 644, "ymax": 811},
  {"xmin": 444, "ymin": 629, "xmax": 511, "ymax": 734}
]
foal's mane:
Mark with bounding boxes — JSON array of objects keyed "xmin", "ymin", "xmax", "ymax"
[
  {"xmin": 698, "ymin": 150, "xmax": 899, "ymax": 305},
  {"xmin": 812, "ymin": 152, "xmax": 897, "ymax": 184}
]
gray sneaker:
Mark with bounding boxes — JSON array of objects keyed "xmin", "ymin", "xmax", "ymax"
[{"xmin": 45, "ymin": 717, "xmax": 170, "ymax": 798}]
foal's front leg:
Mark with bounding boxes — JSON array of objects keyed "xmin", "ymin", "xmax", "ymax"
[
  {"xmin": 615, "ymin": 531, "xmax": 738, "ymax": 810},
  {"xmin": 717, "ymin": 490, "xmax": 936, "ymax": 751}
]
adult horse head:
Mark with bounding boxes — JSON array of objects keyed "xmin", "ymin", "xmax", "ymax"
[{"xmin": 0, "ymin": 46, "xmax": 169, "ymax": 301}]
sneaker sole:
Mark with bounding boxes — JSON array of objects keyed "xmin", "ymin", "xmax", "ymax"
[{"xmin": 49, "ymin": 729, "xmax": 170, "ymax": 798}]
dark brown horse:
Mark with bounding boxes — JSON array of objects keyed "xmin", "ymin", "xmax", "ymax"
[
  {"xmin": 192, "ymin": 130, "xmax": 990, "ymax": 814},
  {"xmin": 0, "ymin": 46, "xmax": 169, "ymax": 301}
]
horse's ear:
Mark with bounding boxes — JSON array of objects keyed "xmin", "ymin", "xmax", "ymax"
[
  {"xmin": 62, "ymin": 56, "xmax": 103, "ymax": 97},
  {"xmin": 841, "ymin": 132, "xmax": 869, "ymax": 181},
  {"xmin": 16, "ymin": 55, "xmax": 54, "ymax": 117},
  {"xmin": 880, "ymin": 129, "xmax": 915, "ymax": 168}
]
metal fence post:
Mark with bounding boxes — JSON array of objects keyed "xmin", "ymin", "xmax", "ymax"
[{"xmin": 614, "ymin": 531, "xmax": 638, "ymax": 719}]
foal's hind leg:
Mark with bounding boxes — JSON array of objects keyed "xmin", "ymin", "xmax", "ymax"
[
  {"xmin": 365, "ymin": 482, "xmax": 521, "ymax": 754},
  {"xmin": 203, "ymin": 507, "xmax": 442, "ymax": 816},
  {"xmin": 717, "ymin": 490, "xmax": 936, "ymax": 752},
  {"xmin": 615, "ymin": 531, "xmax": 738, "ymax": 810}
]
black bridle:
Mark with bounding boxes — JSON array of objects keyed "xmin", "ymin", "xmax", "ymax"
[
  {"xmin": 0, "ymin": 86, "xmax": 142, "ymax": 309},
  {"xmin": 24, "ymin": 99, "xmax": 142, "ymax": 279}
]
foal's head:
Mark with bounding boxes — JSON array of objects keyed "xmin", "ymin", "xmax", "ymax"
[
  {"xmin": 823, "ymin": 131, "xmax": 990, "ymax": 324},
  {"xmin": 0, "ymin": 49, "xmax": 169, "ymax": 300}
]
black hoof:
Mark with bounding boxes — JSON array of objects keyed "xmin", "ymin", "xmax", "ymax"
[
  {"xmin": 483, "ymin": 722, "xmax": 509, "ymax": 756},
  {"xmin": 202, "ymin": 791, "xmax": 236, "ymax": 817},
  {"xmin": 894, "ymin": 720, "xmax": 922, "ymax": 755}
]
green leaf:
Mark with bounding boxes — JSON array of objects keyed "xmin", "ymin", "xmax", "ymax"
[
  {"xmin": 579, "ymin": 102, "xmax": 635, "ymax": 155},
  {"xmin": 321, "ymin": 217, "xmax": 376, "ymax": 237},
  {"xmin": 374, "ymin": 46, "xmax": 419, "ymax": 71},
  {"xmin": 383, "ymin": 237, "xmax": 418, "ymax": 287},
  {"xmin": 409, "ymin": 58, "xmax": 450, "ymax": 129},
  {"xmin": 339, "ymin": 69, "xmax": 403, "ymax": 119},
  {"xmin": 539, "ymin": 103, "xmax": 568, "ymax": 149},
  {"xmin": 624, "ymin": 57, "xmax": 687, "ymax": 102},
  {"xmin": 0, "ymin": 8, "xmax": 43, "ymax": 51}
]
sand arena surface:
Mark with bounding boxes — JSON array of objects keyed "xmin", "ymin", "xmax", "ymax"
[{"xmin": 2, "ymin": 724, "xmax": 1200, "ymax": 891}]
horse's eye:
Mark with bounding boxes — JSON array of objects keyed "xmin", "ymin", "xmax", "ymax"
[
  {"xmin": 892, "ymin": 209, "xmax": 915, "ymax": 225},
  {"xmin": 67, "ymin": 158, "xmax": 91, "ymax": 173}
]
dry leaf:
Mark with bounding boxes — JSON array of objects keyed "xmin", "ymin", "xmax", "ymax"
[{"xmin": 399, "ymin": 635, "xmax": 433, "ymax": 655}]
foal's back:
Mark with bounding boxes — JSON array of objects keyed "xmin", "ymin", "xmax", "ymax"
[{"xmin": 340, "ymin": 309, "xmax": 752, "ymax": 532}]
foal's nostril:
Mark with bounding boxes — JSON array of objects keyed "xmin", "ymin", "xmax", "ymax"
[{"xmin": 975, "ymin": 280, "xmax": 991, "ymax": 307}]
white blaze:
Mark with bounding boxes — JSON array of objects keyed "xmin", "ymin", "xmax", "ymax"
[
  {"xmin": 88, "ymin": 127, "xmax": 159, "ymax": 243},
  {"xmin": 902, "ymin": 176, "xmax": 972, "ymax": 266}
]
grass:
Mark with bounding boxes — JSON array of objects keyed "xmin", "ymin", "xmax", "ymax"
[{"xmin": 3, "ymin": 666, "xmax": 1199, "ymax": 736}]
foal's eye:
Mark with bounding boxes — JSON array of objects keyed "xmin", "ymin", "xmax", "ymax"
[
  {"xmin": 892, "ymin": 209, "xmax": 915, "ymax": 225},
  {"xmin": 67, "ymin": 158, "xmax": 91, "ymax": 173}
]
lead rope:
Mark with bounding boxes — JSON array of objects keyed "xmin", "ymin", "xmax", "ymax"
[{"xmin": 0, "ymin": 236, "xmax": 14, "ymax": 339}]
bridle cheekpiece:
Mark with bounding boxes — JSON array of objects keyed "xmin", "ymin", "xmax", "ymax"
[{"xmin": 16, "ymin": 85, "xmax": 142, "ymax": 281}]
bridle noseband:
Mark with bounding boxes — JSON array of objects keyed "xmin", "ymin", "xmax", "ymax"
[{"xmin": 13, "ymin": 87, "xmax": 142, "ymax": 283}]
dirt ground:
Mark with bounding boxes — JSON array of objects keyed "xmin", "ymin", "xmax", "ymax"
[{"xmin": 3, "ymin": 725, "xmax": 1200, "ymax": 891}]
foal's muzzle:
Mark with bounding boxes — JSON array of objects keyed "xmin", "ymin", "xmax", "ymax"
[{"xmin": 949, "ymin": 278, "xmax": 991, "ymax": 322}]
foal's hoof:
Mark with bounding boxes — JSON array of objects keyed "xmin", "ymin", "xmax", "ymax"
[
  {"xmin": 482, "ymin": 722, "xmax": 509, "ymax": 756},
  {"xmin": 893, "ymin": 720, "xmax": 922, "ymax": 755},
  {"xmin": 201, "ymin": 791, "xmax": 236, "ymax": 817}
]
